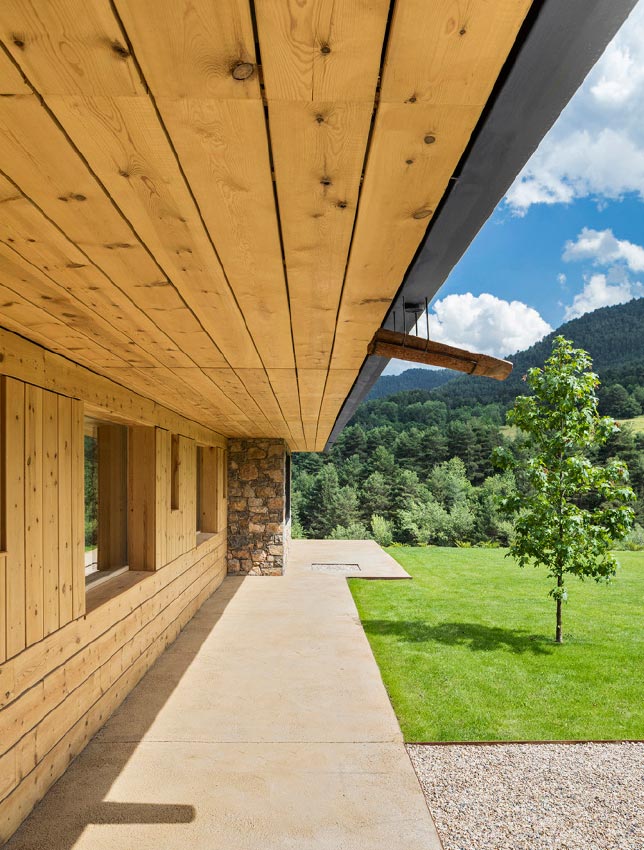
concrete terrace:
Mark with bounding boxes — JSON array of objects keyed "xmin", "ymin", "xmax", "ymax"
[{"xmin": 6, "ymin": 541, "xmax": 440, "ymax": 850}]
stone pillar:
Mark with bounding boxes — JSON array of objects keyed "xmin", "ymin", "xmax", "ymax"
[{"xmin": 227, "ymin": 438, "xmax": 291, "ymax": 575}]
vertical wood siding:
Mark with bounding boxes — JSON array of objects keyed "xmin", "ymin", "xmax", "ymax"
[{"xmin": 2, "ymin": 377, "xmax": 84, "ymax": 662}]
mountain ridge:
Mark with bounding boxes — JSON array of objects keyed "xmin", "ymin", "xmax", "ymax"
[{"xmin": 369, "ymin": 297, "xmax": 644, "ymax": 407}]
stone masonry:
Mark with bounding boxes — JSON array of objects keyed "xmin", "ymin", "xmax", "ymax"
[{"xmin": 227, "ymin": 438, "xmax": 291, "ymax": 575}]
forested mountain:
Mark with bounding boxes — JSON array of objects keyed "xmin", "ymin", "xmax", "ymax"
[
  {"xmin": 368, "ymin": 367, "xmax": 455, "ymax": 400},
  {"xmin": 293, "ymin": 298, "xmax": 644, "ymax": 547},
  {"xmin": 371, "ymin": 297, "xmax": 644, "ymax": 416}
]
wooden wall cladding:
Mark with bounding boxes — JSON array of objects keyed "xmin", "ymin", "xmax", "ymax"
[
  {"xmin": 1, "ymin": 377, "xmax": 84, "ymax": 662},
  {"xmin": 0, "ymin": 532, "xmax": 227, "ymax": 843}
]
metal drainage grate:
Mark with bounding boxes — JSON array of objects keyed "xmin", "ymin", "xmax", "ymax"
[{"xmin": 311, "ymin": 562, "xmax": 361, "ymax": 574}]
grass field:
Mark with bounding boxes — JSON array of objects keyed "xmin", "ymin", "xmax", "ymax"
[
  {"xmin": 349, "ymin": 547, "xmax": 644, "ymax": 742},
  {"xmin": 620, "ymin": 414, "xmax": 644, "ymax": 433},
  {"xmin": 501, "ymin": 414, "xmax": 644, "ymax": 438}
]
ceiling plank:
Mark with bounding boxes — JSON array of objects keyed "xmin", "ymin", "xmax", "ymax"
[
  {"xmin": 46, "ymin": 93, "xmax": 262, "ymax": 369},
  {"xmin": 0, "ymin": 176, "xmax": 193, "ymax": 370},
  {"xmin": 113, "ymin": 0, "xmax": 259, "ymax": 100},
  {"xmin": 330, "ymin": 102, "xmax": 480, "ymax": 368},
  {"xmin": 268, "ymin": 101, "xmax": 372, "ymax": 369},
  {"xmin": 1, "ymin": 0, "xmax": 143, "ymax": 95},
  {"xmin": 154, "ymin": 97, "xmax": 295, "ymax": 370},
  {"xmin": 112, "ymin": 1, "xmax": 295, "ymax": 370},
  {"xmin": 0, "ymin": 95, "xmax": 227, "ymax": 370},
  {"xmin": 0, "ymin": 45, "xmax": 30, "ymax": 94},
  {"xmin": 380, "ymin": 0, "xmax": 532, "ymax": 106},
  {"xmin": 255, "ymin": 0, "xmax": 389, "ymax": 102},
  {"xmin": 256, "ymin": 0, "xmax": 390, "ymax": 450}
]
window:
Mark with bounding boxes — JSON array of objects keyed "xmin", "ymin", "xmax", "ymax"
[
  {"xmin": 84, "ymin": 418, "xmax": 156, "ymax": 584},
  {"xmin": 196, "ymin": 445, "xmax": 220, "ymax": 543},
  {"xmin": 84, "ymin": 419, "xmax": 128, "ymax": 584},
  {"xmin": 171, "ymin": 433, "xmax": 180, "ymax": 511}
]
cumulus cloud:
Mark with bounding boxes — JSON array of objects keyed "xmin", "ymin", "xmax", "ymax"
[
  {"xmin": 563, "ymin": 227, "xmax": 644, "ymax": 271},
  {"xmin": 564, "ymin": 273, "xmax": 643, "ymax": 319},
  {"xmin": 382, "ymin": 293, "xmax": 553, "ymax": 374},
  {"xmin": 505, "ymin": 4, "xmax": 644, "ymax": 214},
  {"xmin": 419, "ymin": 293, "xmax": 552, "ymax": 358}
]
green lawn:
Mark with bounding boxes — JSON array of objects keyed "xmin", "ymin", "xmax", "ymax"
[
  {"xmin": 349, "ymin": 547, "xmax": 644, "ymax": 742},
  {"xmin": 502, "ymin": 414, "xmax": 644, "ymax": 437}
]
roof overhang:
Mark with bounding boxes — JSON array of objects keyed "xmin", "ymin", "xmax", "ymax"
[{"xmin": 325, "ymin": 0, "xmax": 638, "ymax": 448}]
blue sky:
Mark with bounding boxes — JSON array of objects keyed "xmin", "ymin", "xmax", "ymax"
[{"xmin": 384, "ymin": 2, "xmax": 644, "ymax": 374}]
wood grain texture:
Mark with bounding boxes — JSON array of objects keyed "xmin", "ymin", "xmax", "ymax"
[
  {"xmin": 154, "ymin": 97, "xmax": 295, "ymax": 369},
  {"xmin": 46, "ymin": 94, "xmax": 260, "ymax": 369},
  {"xmin": 4, "ymin": 378, "xmax": 25, "ymax": 658},
  {"xmin": 57, "ymin": 396, "xmax": 73, "ymax": 626},
  {"xmin": 24, "ymin": 384, "xmax": 43, "ymax": 646},
  {"xmin": 331, "ymin": 102, "xmax": 480, "ymax": 368},
  {"xmin": 0, "ymin": 327, "xmax": 226, "ymax": 447},
  {"xmin": 269, "ymin": 101, "xmax": 372, "ymax": 369},
  {"xmin": 0, "ymin": 0, "xmax": 143, "ymax": 96},
  {"xmin": 368, "ymin": 329, "xmax": 513, "ymax": 379},
  {"xmin": 42, "ymin": 392, "xmax": 59, "ymax": 637},
  {"xmin": 113, "ymin": 0, "xmax": 259, "ymax": 100},
  {"xmin": 70, "ymin": 399, "xmax": 85, "ymax": 620},
  {"xmin": 380, "ymin": 0, "xmax": 533, "ymax": 105},
  {"xmin": 128, "ymin": 426, "xmax": 156, "ymax": 570},
  {"xmin": 255, "ymin": 0, "xmax": 389, "ymax": 101},
  {"xmin": 0, "ymin": 554, "xmax": 6, "ymax": 663},
  {"xmin": 0, "ymin": 48, "xmax": 30, "ymax": 95}
]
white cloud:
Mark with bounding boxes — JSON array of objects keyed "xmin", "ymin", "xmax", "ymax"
[
  {"xmin": 563, "ymin": 227, "xmax": 644, "ymax": 271},
  {"xmin": 505, "ymin": 4, "xmax": 644, "ymax": 214},
  {"xmin": 557, "ymin": 272, "xmax": 567, "ymax": 286},
  {"xmin": 423, "ymin": 293, "xmax": 551, "ymax": 357},
  {"xmin": 382, "ymin": 293, "xmax": 552, "ymax": 374},
  {"xmin": 564, "ymin": 272, "xmax": 643, "ymax": 319}
]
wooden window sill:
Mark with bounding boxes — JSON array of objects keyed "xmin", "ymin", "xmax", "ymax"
[
  {"xmin": 85, "ymin": 568, "xmax": 151, "ymax": 614},
  {"xmin": 196, "ymin": 531, "xmax": 217, "ymax": 547}
]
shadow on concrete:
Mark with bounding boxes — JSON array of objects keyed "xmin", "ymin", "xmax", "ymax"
[
  {"xmin": 5, "ymin": 577, "xmax": 245, "ymax": 850},
  {"xmin": 362, "ymin": 619, "xmax": 554, "ymax": 655}
]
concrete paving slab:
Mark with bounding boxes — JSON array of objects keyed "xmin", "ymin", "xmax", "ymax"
[
  {"xmin": 6, "ymin": 540, "xmax": 440, "ymax": 850},
  {"xmin": 290, "ymin": 539, "xmax": 411, "ymax": 579}
]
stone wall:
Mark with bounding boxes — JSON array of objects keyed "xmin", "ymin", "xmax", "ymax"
[{"xmin": 227, "ymin": 438, "xmax": 290, "ymax": 575}]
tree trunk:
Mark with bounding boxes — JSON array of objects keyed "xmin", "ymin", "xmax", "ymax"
[{"xmin": 556, "ymin": 575, "xmax": 563, "ymax": 644}]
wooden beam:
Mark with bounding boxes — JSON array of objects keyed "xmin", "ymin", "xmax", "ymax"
[{"xmin": 368, "ymin": 329, "xmax": 513, "ymax": 380}]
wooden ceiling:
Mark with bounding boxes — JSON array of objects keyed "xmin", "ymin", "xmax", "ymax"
[{"xmin": 0, "ymin": 0, "xmax": 531, "ymax": 451}]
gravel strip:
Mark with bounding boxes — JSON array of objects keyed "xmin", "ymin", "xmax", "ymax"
[{"xmin": 407, "ymin": 742, "xmax": 644, "ymax": 850}]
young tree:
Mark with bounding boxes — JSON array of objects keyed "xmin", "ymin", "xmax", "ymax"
[{"xmin": 494, "ymin": 337, "xmax": 635, "ymax": 643}]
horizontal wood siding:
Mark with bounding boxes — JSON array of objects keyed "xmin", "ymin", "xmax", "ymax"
[{"xmin": 0, "ymin": 533, "xmax": 226, "ymax": 842}]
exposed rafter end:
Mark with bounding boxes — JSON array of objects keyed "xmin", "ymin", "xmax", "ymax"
[{"xmin": 367, "ymin": 328, "xmax": 512, "ymax": 381}]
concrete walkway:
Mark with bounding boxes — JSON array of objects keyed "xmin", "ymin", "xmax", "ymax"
[{"xmin": 6, "ymin": 540, "xmax": 441, "ymax": 849}]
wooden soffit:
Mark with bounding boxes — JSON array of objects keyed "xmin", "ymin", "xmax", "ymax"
[{"xmin": 0, "ymin": 0, "xmax": 532, "ymax": 450}]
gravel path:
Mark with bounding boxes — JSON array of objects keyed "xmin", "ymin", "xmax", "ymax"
[{"xmin": 407, "ymin": 742, "xmax": 644, "ymax": 850}]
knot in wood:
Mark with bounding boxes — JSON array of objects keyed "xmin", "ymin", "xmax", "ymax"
[
  {"xmin": 111, "ymin": 41, "xmax": 130, "ymax": 59},
  {"xmin": 232, "ymin": 62, "xmax": 255, "ymax": 81}
]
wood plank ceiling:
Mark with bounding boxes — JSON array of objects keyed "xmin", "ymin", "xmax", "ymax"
[{"xmin": 0, "ymin": 0, "xmax": 532, "ymax": 451}]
